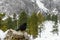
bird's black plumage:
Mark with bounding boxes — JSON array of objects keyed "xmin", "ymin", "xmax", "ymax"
[{"xmin": 16, "ymin": 23, "xmax": 27, "ymax": 31}]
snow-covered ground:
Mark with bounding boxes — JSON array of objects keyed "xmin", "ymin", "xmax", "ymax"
[
  {"xmin": 34, "ymin": 21, "xmax": 60, "ymax": 40},
  {"xmin": 0, "ymin": 21, "xmax": 60, "ymax": 40},
  {"xmin": 0, "ymin": 30, "xmax": 6, "ymax": 40}
]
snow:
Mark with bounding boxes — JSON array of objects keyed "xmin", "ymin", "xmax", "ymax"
[
  {"xmin": 2, "ymin": 16, "xmax": 8, "ymax": 20},
  {"xmin": 52, "ymin": 8, "xmax": 58, "ymax": 15},
  {"xmin": 36, "ymin": 0, "xmax": 49, "ymax": 12},
  {"xmin": 0, "ymin": 30, "xmax": 10, "ymax": 40},
  {"xmin": 0, "ymin": 30, "xmax": 6, "ymax": 40},
  {"xmin": 53, "ymin": 0, "xmax": 57, "ymax": 2},
  {"xmin": 29, "ymin": 35, "xmax": 34, "ymax": 40},
  {"xmin": 31, "ymin": 0, "xmax": 49, "ymax": 12},
  {"xmin": 31, "ymin": 0, "xmax": 35, "ymax": 2},
  {"xmin": 34, "ymin": 21, "xmax": 60, "ymax": 40}
]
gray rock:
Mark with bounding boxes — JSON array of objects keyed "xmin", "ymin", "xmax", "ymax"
[{"xmin": 0, "ymin": 0, "xmax": 39, "ymax": 16}]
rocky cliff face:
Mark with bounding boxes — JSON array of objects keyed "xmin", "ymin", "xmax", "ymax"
[
  {"xmin": 40, "ymin": 0, "xmax": 60, "ymax": 21},
  {"xmin": 0, "ymin": 0, "xmax": 39, "ymax": 15}
]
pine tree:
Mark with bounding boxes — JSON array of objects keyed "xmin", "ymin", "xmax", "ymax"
[
  {"xmin": 28, "ymin": 12, "xmax": 38, "ymax": 38},
  {"xmin": 52, "ymin": 15, "xmax": 58, "ymax": 35},
  {"xmin": 46, "ymin": 14, "xmax": 51, "ymax": 20},
  {"xmin": 1, "ymin": 25, "xmax": 7, "ymax": 31},
  {"xmin": 37, "ymin": 12, "xmax": 45, "ymax": 25},
  {"xmin": 6, "ymin": 16, "xmax": 13, "ymax": 29},
  {"xmin": 1, "ymin": 20, "xmax": 8, "ymax": 31},
  {"xmin": 38, "ymin": 24, "xmax": 44, "ymax": 37},
  {"xmin": 52, "ymin": 15, "xmax": 55, "ymax": 21},
  {"xmin": 0, "ymin": 20, "xmax": 1, "ymax": 26},
  {"xmin": 37, "ymin": 12, "xmax": 45, "ymax": 37},
  {"xmin": 18, "ymin": 11, "xmax": 27, "ymax": 25},
  {"xmin": 0, "ymin": 13, "xmax": 5, "ymax": 28},
  {"xmin": 12, "ymin": 13, "xmax": 17, "ymax": 29},
  {"xmin": 52, "ymin": 24, "xmax": 58, "ymax": 35},
  {"xmin": 55, "ymin": 15, "xmax": 58, "ymax": 24},
  {"xmin": 13, "ymin": 13, "xmax": 16, "ymax": 20},
  {"xmin": 52, "ymin": 15, "xmax": 58, "ymax": 22}
]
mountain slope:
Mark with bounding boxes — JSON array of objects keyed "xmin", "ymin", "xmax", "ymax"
[
  {"xmin": 36, "ymin": 0, "xmax": 48, "ymax": 12},
  {"xmin": 0, "ymin": 0, "xmax": 40, "ymax": 15}
]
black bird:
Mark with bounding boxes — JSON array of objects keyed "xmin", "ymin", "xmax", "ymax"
[{"xmin": 16, "ymin": 23, "xmax": 27, "ymax": 31}]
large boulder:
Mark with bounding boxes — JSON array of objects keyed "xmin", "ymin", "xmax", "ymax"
[{"xmin": 5, "ymin": 29, "xmax": 29, "ymax": 40}]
